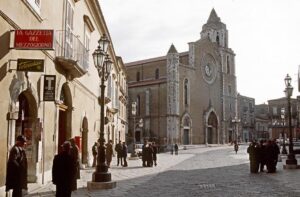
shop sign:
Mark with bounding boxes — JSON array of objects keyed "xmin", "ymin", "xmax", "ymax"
[
  {"xmin": 17, "ymin": 59, "xmax": 44, "ymax": 72},
  {"xmin": 14, "ymin": 29, "xmax": 54, "ymax": 50},
  {"xmin": 43, "ymin": 75, "xmax": 56, "ymax": 101}
]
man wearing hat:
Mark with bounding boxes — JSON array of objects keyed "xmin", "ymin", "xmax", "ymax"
[
  {"xmin": 6, "ymin": 135, "xmax": 28, "ymax": 197},
  {"xmin": 52, "ymin": 141, "xmax": 76, "ymax": 197}
]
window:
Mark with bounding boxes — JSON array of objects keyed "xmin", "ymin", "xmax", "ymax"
[
  {"xmin": 136, "ymin": 71, "xmax": 140, "ymax": 82},
  {"xmin": 83, "ymin": 24, "xmax": 90, "ymax": 70},
  {"xmin": 155, "ymin": 68, "xmax": 159, "ymax": 79},
  {"xmin": 26, "ymin": 0, "xmax": 41, "ymax": 14},
  {"xmin": 65, "ymin": 1, "xmax": 74, "ymax": 58},
  {"xmin": 227, "ymin": 56, "xmax": 230, "ymax": 74},
  {"xmin": 272, "ymin": 107, "xmax": 277, "ymax": 115},
  {"xmin": 216, "ymin": 32, "xmax": 220, "ymax": 45},
  {"xmin": 184, "ymin": 79, "xmax": 189, "ymax": 105},
  {"xmin": 137, "ymin": 95, "xmax": 141, "ymax": 115}
]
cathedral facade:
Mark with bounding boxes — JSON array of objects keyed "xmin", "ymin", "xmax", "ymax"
[{"xmin": 126, "ymin": 9, "xmax": 237, "ymax": 146}]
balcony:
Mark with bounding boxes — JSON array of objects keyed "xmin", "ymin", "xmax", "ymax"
[{"xmin": 55, "ymin": 30, "xmax": 88, "ymax": 79}]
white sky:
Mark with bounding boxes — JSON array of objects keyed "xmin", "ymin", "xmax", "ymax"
[{"xmin": 100, "ymin": 0, "xmax": 300, "ymax": 104}]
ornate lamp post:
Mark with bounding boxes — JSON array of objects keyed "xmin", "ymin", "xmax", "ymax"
[
  {"xmin": 130, "ymin": 102, "xmax": 138, "ymax": 158},
  {"xmin": 281, "ymin": 108, "xmax": 287, "ymax": 154},
  {"xmin": 284, "ymin": 74, "xmax": 297, "ymax": 166},
  {"xmin": 88, "ymin": 34, "xmax": 115, "ymax": 187}
]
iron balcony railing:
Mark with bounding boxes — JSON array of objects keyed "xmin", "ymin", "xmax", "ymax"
[{"xmin": 55, "ymin": 30, "xmax": 89, "ymax": 71}]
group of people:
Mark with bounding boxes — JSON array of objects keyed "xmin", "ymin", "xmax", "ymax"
[
  {"xmin": 247, "ymin": 139, "xmax": 280, "ymax": 173},
  {"xmin": 170, "ymin": 143, "xmax": 179, "ymax": 155},
  {"xmin": 114, "ymin": 140, "xmax": 128, "ymax": 167},
  {"xmin": 5, "ymin": 135, "xmax": 80, "ymax": 197},
  {"xmin": 142, "ymin": 141, "xmax": 158, "ymax": 167}
]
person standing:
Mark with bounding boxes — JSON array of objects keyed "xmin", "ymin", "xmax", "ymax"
[
  {"xmin": 115, "ymin": 141, "xmax": 123, "ymax": 166},
  {"xmin": 69, "ymin": 138, "xmax": 80, "ymax": 191},
  {"xmin": 174, "ymin": 143, "xmax": 179, "ymax": 155},
  {"xmin": 152, "ymin": 142, "xmax": 158, "ymax": 166},
  {"xmin": 52, "ymin": 141, "xmax": 76, "ymax": 197},
  {"xmin": 122, "ymin": 142, "xmax": 128, "ymax": 167},
  {"xmin": 6, "ymin": 135, "xmax": 28, "ymax": 197},
  {"xmin": 247, "ymin": 141, "xmax": 259, "ymax": 173},
  {"xmin": 92, "ymin": 142, "xmax": 98, "ymax": 167},
  {"xmin": 142, "ymin": 140, "xmax": 148, "ymax": 167},
  {"xmin": 106, "ymin": 140, "xmax": 113, "ymax": 168}
]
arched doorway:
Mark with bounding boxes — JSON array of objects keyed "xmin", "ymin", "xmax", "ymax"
[
  {"xmin": 81, "ymin": 116, "xmax": 88, "ymax": 164},
  {"xmin": 207, "ymin": 111, "xmax": 218, "ymax": 144},
  {"xmin": 58, "ymin": 83, "xmax": 72, "ymax": 152},
  {"xmin": 182, "ymin": 116, "xmax": 191, "ymax": 145},
  {"xmin": 16, "ymin": 90, "xmax": 39, "ymax": 182}
]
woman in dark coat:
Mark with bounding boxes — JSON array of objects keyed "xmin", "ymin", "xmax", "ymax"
[
  {"xmin": 122, "ymin": 142, "xmax": 128, "ymax": 167},
  {"xmin": 52, "ymin": 141, "xmax": 76, "ymax": 197},
  {"xmin": 69, "ymin": 138, "xmax": 80, "ymax": 191},
  {"xmin": 152, "ymin": 142, "xmax": 158, "ymax": 166},
  {"xmin": 6, "ymin": 135, "xmax": 28, "ymax": 197},
  {"xmin": 247, "ymin": 141, "xmax": 259, "ymax": 173}
]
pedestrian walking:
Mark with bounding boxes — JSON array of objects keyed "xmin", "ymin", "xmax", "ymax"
[
  {"xmin": 6, "ymin": 135, "xmax": 28, "ymax": 197},
  {"xmin": 69, "ymin": 138, "xmax": 80, "ymax": 191},
  {"xmin": 106, "ymin": 140, "xmax": 113, "ymax": 168},
  {"xmin": 115, "ymin": 141, "xmax": 123, "ymax": 166},
  {"xmin": 170, "ymin": 144, "xmax": 174, "ymax": 155},
  {"xmin": 174, "ymin": 143, "xmax": 179, "ymax": 155},
  {"xmin": 142, "ymin": 140, "xmax": 148, "ymax": 167},
  {"xmin": 247, "ymin": 141, "xmax": 259, "ymax": 173},
  {"xmin": 122, "ymin": 142, "xmax": 128, "ymax": 167},
  {"xmin": 234, "ymin": 141, "xmax": 239, "ymax": 154},
  {"xmin": 92, "ymin": 142, "xmax": 98, "ymax": 167},
  {"xmin": 52, "ymin": 141, "xmax": 76, "ymax": 197},
  {"xmin": 152, "ymin": 142, "xmax": 158, "ymax": 166}
]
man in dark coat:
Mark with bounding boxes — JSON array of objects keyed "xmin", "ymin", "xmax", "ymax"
[
  {"xmin": 247, "ymin": 141, "xmax": 259, "ymax": 173},
  {"xmin": 52, "ymin": 141, "xmax": 76, "ymax": 197},
  {"xmin": 6, "ymin": 135, "xmax": 28, "ymax": 197},
  {"xmin": 106, "ymin": 140, "xmax": 113, "ymax": 168},
  {"xmin": 92, "ymin": 142, "xmax": 98, "ymax": 167},
  {"xmin": 122, "ymin": 142, "xmax": 128, "ymax": 167},
  {"xmin": 115, "ymin": 141, "xmax": 123, "ymax": 166},
  {"xmin": 69, "ymin": 138, "xmax": 80, "ymax": 191},
  {"xmin": 142, "ymin": 140, "xmax": 148, "ymax": 167},
  {"xmin": 266, "ymin": 140, "xmax": 280, "ymax": 173},
  {"xmin": 152, "ymin": 142, "xmax": 158, "ymax": 166}
]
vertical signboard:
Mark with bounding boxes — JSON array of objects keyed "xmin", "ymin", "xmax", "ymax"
[{"xmin": 43, "ymin": 75, "xmax": 56, "ymax": 101}]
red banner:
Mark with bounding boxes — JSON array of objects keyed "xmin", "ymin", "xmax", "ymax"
[{"xmin": 14, "ymin": 29, "xmax": 54, "ymax": 50}]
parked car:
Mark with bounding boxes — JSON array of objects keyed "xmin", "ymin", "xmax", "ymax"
[{"xmin": 135, "ymin": 144, "xmax": 143, "ymax": 157}]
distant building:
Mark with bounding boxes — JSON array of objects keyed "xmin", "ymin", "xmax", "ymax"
[
  {"xmin": 268, "ymin": 97, "xmax": 298, "ymax": 139},
  {"xmin": 255, "ymin": 103, "xmax": 269, "ymax": 140},
  {"xmin": 125, "ymin": 9, "xmax": 238, "ymax": 146},
  {"xmin": 237, "ymin": 94, "xmax": 255, "ymax": 141}
]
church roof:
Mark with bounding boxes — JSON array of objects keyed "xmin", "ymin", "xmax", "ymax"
[
  {"xmin": 207, "ymin": 8, "xmax": 221, "ymax": 23},
  {"xmin": 167, "ymin": 44, "xmax": 178, "ymax": 54}
]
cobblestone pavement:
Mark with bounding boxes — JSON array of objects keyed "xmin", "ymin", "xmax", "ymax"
[{"xmin": 25, "ymin": 144, "xmax": 300, "ymax": 197}]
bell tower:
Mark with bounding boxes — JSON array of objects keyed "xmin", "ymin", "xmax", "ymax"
[{"xmin": 201, "ymin": 8, "xmax": 228, "ymax": 48}]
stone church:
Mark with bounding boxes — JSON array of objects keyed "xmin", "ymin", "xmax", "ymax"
[{"xmin": 126, "ymin": 9, "xmax": 237, "ymax": 146}]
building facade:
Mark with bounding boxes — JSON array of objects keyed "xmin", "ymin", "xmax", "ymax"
[
  {"xmin": 255, "ymin": 103, "xmax": 270, "ymax": 140},
  {"xmin": 237, "ymin": 94, "xmax": 255, "ymax": 142},
  {"xmin": 268, "ymin": 97, "xmax": 298, "ymax": 140},
  {"xmin": 0, "ymin": 0, "xmax": 127, "ymax": 190},
  {"xmin": 126, "ymin": 9, "xmax": 237, "ymax": 147}
]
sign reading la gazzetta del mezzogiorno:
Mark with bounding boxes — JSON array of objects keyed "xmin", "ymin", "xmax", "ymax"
[{"xmin": 14, "ymin": 29, "xmax": 54, "ymax": 50}]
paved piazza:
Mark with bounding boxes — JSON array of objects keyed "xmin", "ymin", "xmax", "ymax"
[{"xmin": 26, "ymin": 145, "xmax": 300, "ymax": 197}]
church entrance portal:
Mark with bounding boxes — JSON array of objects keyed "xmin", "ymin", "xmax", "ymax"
[{"xmin": 207, "ymin": 111, "xmax": 218, "ymax": 144}]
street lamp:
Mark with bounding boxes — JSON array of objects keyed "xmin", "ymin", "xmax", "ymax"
[
  {"xmin": 284, "ymin": 74, "xmax": 297, "ymax": 166},
  {"xmin": 130, "ymin": 102, "xmax": 138, "ymax": 158},
  {"xmin": 90, "ymin": 34, "xmax": 114, "ymax": 185},
  {"xmin": 281, "ymin": 108, "xmax": 287, "ymax": 154}
]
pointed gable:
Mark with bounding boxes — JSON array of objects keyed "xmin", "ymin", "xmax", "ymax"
[
  {"xmin": 167, "ymin": 44, "xmax": 178, "ymax": 54},
  {"xmin": 207, "ymin": 8, "xmax": 221, "ymax": 23}
]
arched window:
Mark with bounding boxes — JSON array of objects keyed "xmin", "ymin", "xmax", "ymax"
[
  {"xmin": 137, "ymin": 95, "xmax": 141, "ymax": 115},
  {"xmin": 216, "ymin": 32, "xmax": 220, "ymax": 45},
  {"xmin": 136, "ymin": 71, "xmax": 140, "ymax": 81},
  {"xmin": 227, "ymin": 56, "xmax": 230, "ymax": 74},
  {"xmin": 184, "ymin": 79, "xmax": 189, "ymax": 105},
  {"xmin": 155, "ymin": 68, "xmax": 159, "ymax": 79}
]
